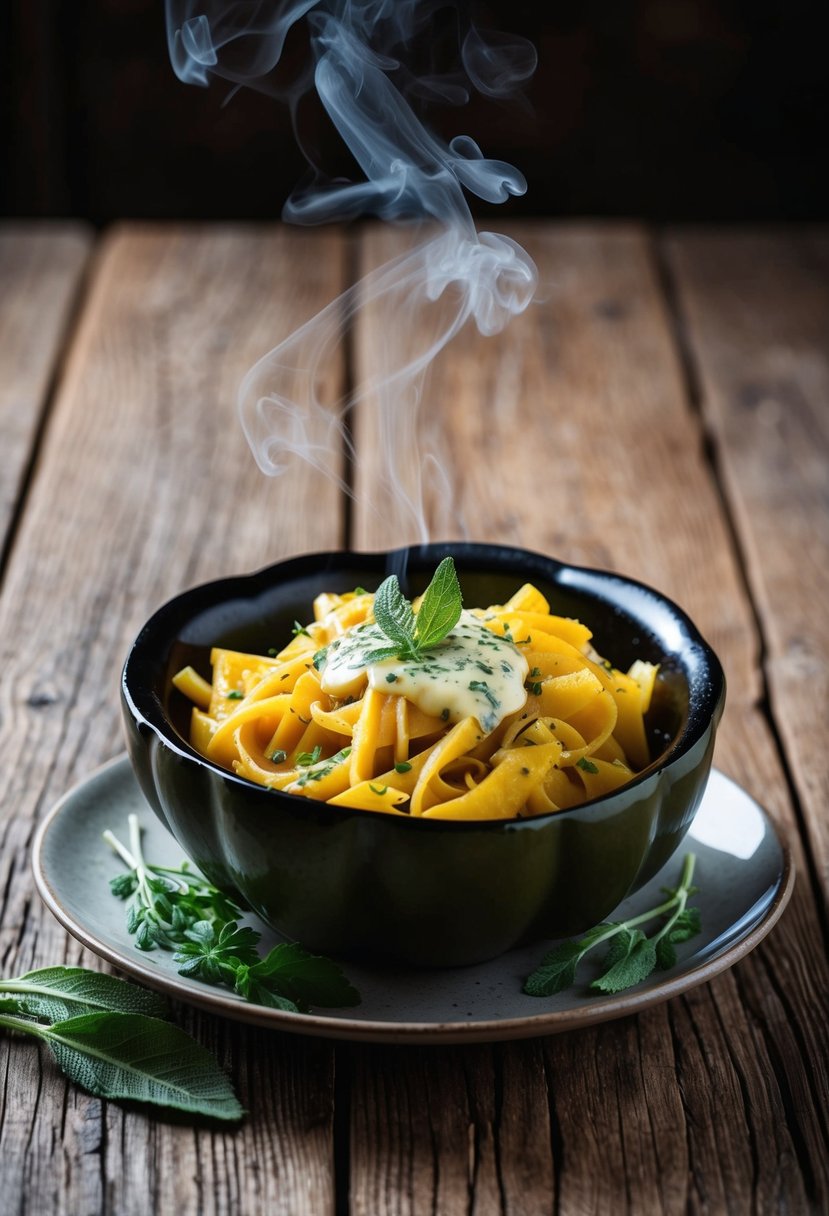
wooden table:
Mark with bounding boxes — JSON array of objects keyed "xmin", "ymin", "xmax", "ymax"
[{"xmin": 1, "ymin": 221, "xmax": 827, "ymax": 1214}]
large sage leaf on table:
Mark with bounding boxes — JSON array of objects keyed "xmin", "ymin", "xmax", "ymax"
[
  {"xmin": 42, "ymin": 1012, "xmax": 243, "ymax": 1122},
  {"xmin": 0, "ymin": 967, "xmax": 169, "ymax": 1023}
]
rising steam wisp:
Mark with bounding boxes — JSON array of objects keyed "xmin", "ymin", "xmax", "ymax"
[{"xmin": 167, "ymin": 1, "xmax": 538, "ymax": 543}]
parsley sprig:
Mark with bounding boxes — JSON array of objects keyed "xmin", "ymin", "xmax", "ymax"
[
  {"xmin": 523, "ymin": 853, "xmax": 701, "ymax": 997},
  {"xmin": 105, "ymin": 815, "xmax": 360, "ymax": 1013},
  {"xmin": 364, "ymin": 557, "xmax": 463, "ymax": 663}
]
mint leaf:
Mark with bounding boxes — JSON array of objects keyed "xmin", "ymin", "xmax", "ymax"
[
  {"xmin": 373, "ymin": 574, "xmax": 418, "ymax": 655},
  {"xmin": 413, "ymin": 557, "xmax": 463, "ymax": 650}
]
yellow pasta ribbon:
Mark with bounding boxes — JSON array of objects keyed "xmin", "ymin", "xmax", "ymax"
[{"xmin": 174, "ymin": 578, "xmax": 657, "ymax": 820}]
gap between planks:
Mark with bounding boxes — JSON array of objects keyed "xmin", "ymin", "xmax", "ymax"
[
  {"xmin": 651, "ymin": 227, "xmax": 829, "ymax": 949},
  {"xmin": 0, "ymin": 224, "xmax": 94, "ymax": 592}
]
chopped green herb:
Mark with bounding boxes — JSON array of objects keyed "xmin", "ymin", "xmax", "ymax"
[
  {"xmin": 268, "ymin": 647, "xmax": 279, "ymax": 657},
  {"xmin": 528, "ymin": 682, "xmax": 542, "ymax": 696},
  {"xmin": 394, "ymin": 761, "xmax": 412, "ymax": 773},
  {"xmin": 292, "ymin": 620, "xmax": 311, "ymax": 638},
  {"xmin": 385, "ymin": 673, "xmax": 398, "ymax": 683},
  {"xmin": 312, "ymin": 647, "xmax": 328, "ymax": 670},
  {"xmin": 469, "ymin": 680, "xmax": 500, "ymax": 710},
  {"xmin": 440, "ymin": 708, "xmax": 450, "ymax": 721},
  {"xmin": 577, "ymin": 757, "xmax": 600, "ymax": 774},
  {"xmin": 296, "ymin": 746, "xmax": 323, "ymax": 767},
  {"xmin": 369, "ymin": 784, "xmax": 388, "ymax": 796},
  {"xmin": 270, "ymin": 749, "xmax": 287, "ymax": 763},
  {"xmin": 226, "ymin": 690, "xmax": 243, "ymax": 700},
  {"xmin": 530, "ymin": 667, "xmax": 542, "ymax": 678},
  {"xmin": 294, "ymin": 746, "xmax": 353, "ymax": 787},
  {"xmin": 353, "ymin": 586, "xmax": 368, "ymax": 596}
]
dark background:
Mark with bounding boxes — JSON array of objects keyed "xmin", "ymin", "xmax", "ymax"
[{"xmin": 2, "ymin": 0, "xmax": 826, "ymax": 225}]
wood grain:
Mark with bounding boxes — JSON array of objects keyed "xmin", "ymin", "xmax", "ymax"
[
  {"xmin": 663, "ymin": 229, "xmax": 829, "ymax": 918},
  {"xmin": 0, "ymin": 225, "xmax": 346, "ymax": 1216},
  {"xmin": 1, "ymin": 221, "xmax": 827, "ymax": 1216},
  {"xmin": 349, "ymin": 222, "xmax": 829, "ymax": 1214},
  {"xmin": 0, "ymin": 224, "xmax": 90, "ymax": 551}
]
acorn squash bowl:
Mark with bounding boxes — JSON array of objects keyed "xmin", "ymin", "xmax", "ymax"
[{"xmin": 121, "ymin": 543, "xmax": 725, "ymax": 967}]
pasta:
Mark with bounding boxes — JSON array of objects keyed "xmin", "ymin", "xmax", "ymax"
[{"xmin": 173, "ymin": 580, "xmax": 658, "ymax": 820}]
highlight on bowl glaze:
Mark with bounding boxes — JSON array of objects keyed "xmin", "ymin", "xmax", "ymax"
[{"xmin": 121, "ymin": 544, "xmax": 725, "ymax": 967}]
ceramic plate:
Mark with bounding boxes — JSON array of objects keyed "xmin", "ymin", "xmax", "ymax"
[{"xmin": 32, "ymin": 757, "xmax": 793, "ymax": 1044}]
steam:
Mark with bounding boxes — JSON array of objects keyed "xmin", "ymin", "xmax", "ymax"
[{"xmin": 166, "ymin": 1, "xmax": 538, "ymax": 543}]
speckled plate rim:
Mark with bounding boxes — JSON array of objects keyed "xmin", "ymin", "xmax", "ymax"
[{"xmin": 32, "ymin": 755, "xmax": 795, "ymax": 1044}]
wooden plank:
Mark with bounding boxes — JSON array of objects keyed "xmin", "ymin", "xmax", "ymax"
[
  {"xmin": 0, "ymin": 224, "xmax": 91, "ymax": 550},
  {"xmin": 663, "ymin": 228, "xmax": 829, "ymax": 916},
  {"xmin": 0, "ymin": 225, "xmax": 346, "ymax": 1216},
  {"xmin": 348, "ymin": 222, "xmax": 829, "ymax": 1213}
]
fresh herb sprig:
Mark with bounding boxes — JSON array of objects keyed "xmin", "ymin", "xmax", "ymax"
[
  {"xmin": 364, "ymin": 556, "xmax": 463, "ymax": 663},
  {"xmin": 0, "ymin": 966, "xmax": 242, "ymax": 1121},
  {"xmin": 105, "ymin": 815, "xmax": 360, "ymax": 1013},
  {"xmin": 523, "ymin": 853, "xmax": 701, "ymax": 997}
]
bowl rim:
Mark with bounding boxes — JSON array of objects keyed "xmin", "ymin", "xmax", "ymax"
[{"xmin": 122, "ymin": 542, "xmax": 726, "ymax": 829}]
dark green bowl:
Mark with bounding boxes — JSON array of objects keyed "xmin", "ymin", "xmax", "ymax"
[{"xmin": 121, "ymin": 543, "xmax": 725, "ymax": 967}]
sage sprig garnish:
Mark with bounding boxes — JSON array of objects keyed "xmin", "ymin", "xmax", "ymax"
[
  {"xmin": 523, "ymin": 853, "xmax": 701, "ymax": 997},
  {"xmin": 105, "ymin": 815, "xmax": 360, "ymax": 1013},
  {"xmin": 364, "ymin": 556, "xmax": 463, "ymax": 662},
  {"xmin": 0, "ymin": 968, "xmax": 242, "ymax": 1121}
]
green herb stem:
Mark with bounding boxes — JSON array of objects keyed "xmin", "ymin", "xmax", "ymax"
[
  {"xmin": 105, "ymin": 817, "xmax": 361, "ymax": 1012},
  {"xmin": 0, "ymin": 1009, "xmax": 51, "ymax": 1040},
  {"xmin": 523, "ymin": 853, "xmax": 700, "ymax": 998}
]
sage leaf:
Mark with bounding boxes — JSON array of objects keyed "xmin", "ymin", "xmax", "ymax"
[
  {"xmin": 667, "ymin": 907, "xmax": 702, "ymax": 943},
  {"xmin": 602, "ymin": 926, "xmax": 646, "ymax": 970},
  {"xmin": 413, "ymin": 556, "xmax": 463, "ymax": 649},
  {"xmin": 373, "ymin": 575, "xmax": 418, "ymax": 653},
  {"xmin": 655, "ymin": 936, "xmax": 677, "ymax": 970},
  {"xmin": 43, "ymin": 1012, "xmax": 243, "ymax": 1121},
  {"xmin": 591, "ymin": 939, "xmax": 658, "ymax": 994},
  {"xmin": 521, "ymin": 940, "xmax": 584, "ymax": 996},
  {"xmin": 524, "ymin": 854, "xmax": 702, "ymax": 999},
  {"xmin": 0, "ymin": 968, "xmax": 169, "ymax": 1023}
]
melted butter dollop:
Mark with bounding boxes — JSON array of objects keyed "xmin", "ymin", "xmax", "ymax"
[{"xmin": 319, "ymin": 609, "xmax": 529, "ymax": 733}]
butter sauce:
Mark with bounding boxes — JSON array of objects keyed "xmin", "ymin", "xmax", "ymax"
[{"xmin": 319, "ymin": 609, "xmax": 529, "ymax": 732}]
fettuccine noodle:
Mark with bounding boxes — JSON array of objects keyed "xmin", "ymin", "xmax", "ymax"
[{"xmin": 173, "ymin": 582, "xmax": 657, "ymax": 819}]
